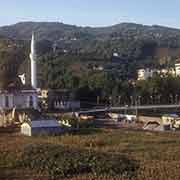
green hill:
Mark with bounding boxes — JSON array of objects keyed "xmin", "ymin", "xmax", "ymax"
[{"xmin": 1, "ymin": 22, "xmax": 180, "ymax": 59}]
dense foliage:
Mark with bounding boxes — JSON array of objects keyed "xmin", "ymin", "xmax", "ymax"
[
  {"xmin": 19, "ymin": 143, "xmax": 138, "ymax": 179},
  {"xmin": 37, "ymin": 53, "xmax": 180, "ymax": 106},
  {"xmin": 0, "ymin": 41, "xmax": 26, "ymax": 89},
  {"xmin": 1, "ymin": 22, "xmax": 180, "ymax": 59},
  {"xmin": 1, "ymin": 129, "xmax": 180, "ymax": 179},
  {"xmin": 1, "ymin": 22, "xmax": 180, "ymax": 106}
]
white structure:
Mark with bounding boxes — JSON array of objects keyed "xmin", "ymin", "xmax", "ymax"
[
  {"xmin": 30, "ymin": 32, "xmax": 37, "ymax": 89},
  {"xmin": 157, "ymin": 68, "xmax": 176, "ymax": 77},
  {"xmin": 137, "ymin": 67, "xmax": 176, "ymax": 80},
  {"xmin": 169, "ymin": 68, "xmax": 176, "ymax": 77},
  {"xmin": 18, "ymin": 74, "xmax": 26, "ymax": 85},
  {"xmin": 53, "ymin": 100, "xmax": 80, "ymax": 110},
  {"xmin": 0, "ymin": 89, "xmax": 38, "ymax": 110},
  {"xmin": 113, "ymin": 52, "xmax": 119, "ymax": 57},
  {"xmin": 137, "ymin": 68, "xmax": 154, "ymax": 80},
  {"xmin": 0, "ymin": 32, "xmax": 38, "ymax": 110},
  {"xmin": 21, "ymin": 119, "xmax": 62, "ymax": 136},
  {"xmin": 175, "ymin": 63, "xmax": 180, "ymax": 77}
]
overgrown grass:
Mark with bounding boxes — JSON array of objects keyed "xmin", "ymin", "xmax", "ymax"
[
  {"xmin": 19, "ymin": 143, "xmax": 138, "ymax": 179},
  {"xmin": 1, "ymin": 129, "xmax": 180, "ymax": 179}
]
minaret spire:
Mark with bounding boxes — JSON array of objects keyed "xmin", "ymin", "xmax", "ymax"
[
  {"xmin": 30, "ymin": 32, "xmax": 37, "ymax": 89},
  {"xmin": 31, "ymin": 32, "xmax": 36, "ymax": 55}
]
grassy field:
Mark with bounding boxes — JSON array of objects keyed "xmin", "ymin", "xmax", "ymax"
[{"xmin": 1, "ymin": 128, "xmax": 180, "ymax": 179}]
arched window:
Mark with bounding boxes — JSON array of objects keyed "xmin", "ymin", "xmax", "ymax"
[
  {"xmin": 29, "ymin": 96, "xmax": 34, "ymax": 107},
  {"xmin": 5, "ymin": 95, "xmax": 9, "ymax": 108}
]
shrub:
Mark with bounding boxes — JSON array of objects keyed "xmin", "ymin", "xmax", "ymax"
[
  {"xmin": 0, "ymin": 151, "xmax": 18, "ymax": 168},
  {"xmin": 59, "ymin": 115, "xmax": 79, "ymax": 129},
  {"xmin": 19, "ymin": 144, "xmax": 139, "ymax": 179}
]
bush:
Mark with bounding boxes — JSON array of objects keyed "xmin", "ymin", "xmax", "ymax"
[
  {"xmin": 60, "ymin": 115, "xmax": 79, "ymax": 129},
  {"xmin": 19, "ymin": 144, "xmax": 139, "ymax": 179}
]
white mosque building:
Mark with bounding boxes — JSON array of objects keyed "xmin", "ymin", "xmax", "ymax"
[{"xmin": 0, "ymin": 33, "xmax": 38, "ymax": 110}]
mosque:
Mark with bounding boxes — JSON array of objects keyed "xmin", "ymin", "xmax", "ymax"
[
  {"xmin": 0, "ymin": 33, "xmax": 38, "ymax": 110},
  {"xmin": 0, "ymin": 32, "xmax": 81, "ymax": 130},
  {"xmin": 0, "ymin": 31, "xmax": 80, "ymax": 113}
]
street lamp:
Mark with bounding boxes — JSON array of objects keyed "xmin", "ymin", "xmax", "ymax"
[
  {"xmin": 109, "ymin": 96, "xmax": 112, "ymax": 107},
  {"xmin": 118, "ymin": 96, "xmax": 121, "ymax": 106},
  {"xmin": 158, "ymin": 95, "xmax": 161, "ymax": 104},
  {"xmin": 132, "ymin": 81, "xmax": 138, "ymax": 121},
  {"xmin": 150, "ymin": 95, "xmax": 153, "ymax": 104},
  {"xmin": 97, "ymin": 96, "xmax": 100, "ymax": 105},
  {"xmin": 169, "ymin": 94, "xmax": 173, "ymax": 104},
  {"xmin": 135, "ymin": 96, "xmax": 138, "ymax": 120},
  {"xmin": 124, "ymin": 104, "xmax": 128, "ymax": 115},
  {"xmin": 138, "ymin": 96, "xmax": 141, "ymax": 106},
  {"xmin": 175, "ymin": 94, "xmax": 178, "ymax": 104},
  {"xmin": 130, "ymin": 96, "xmax": 133, "ymax": 106}
]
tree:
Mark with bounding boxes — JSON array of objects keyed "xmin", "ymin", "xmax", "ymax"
[{"xmin": 0, "ymin": 47, "xmax": 26, "ymax": 89}]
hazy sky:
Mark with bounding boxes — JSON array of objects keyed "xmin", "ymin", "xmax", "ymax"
[{"xmin": 0, "ymin": 0, "xmax": 180, "ymax": 28}]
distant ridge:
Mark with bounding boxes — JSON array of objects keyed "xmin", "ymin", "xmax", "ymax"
[
  {"xmin": 0, "ymin": 21, "xmax": 180, "ymax": 41},
  {"xmin": 1, "ymin": 21, "xmax": 180, "ymax": 61}
]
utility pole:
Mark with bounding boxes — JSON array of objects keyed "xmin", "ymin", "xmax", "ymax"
[
  {"xmin": 175, "ymin": 94, "xmax": 178, "ymax": 104},
  {"xmin": 124, "ymin": 105, "xmax": 128, "ymax": 115},
  {"xmin": 138, "ymin": 96, "xmax": 141, "ymax": 106},
  {"xmin": 118, "ymin": 96, "xmax": 121, "ymax": 105},
  {"xmin": 135, "ymin": 97, "xmax": 138, "ymax": 121},
  {"xmin": 97, "ymin": 96, "xmax": 100, "ymax": 106},
  {"xmin": 150, "ymin": 95, "xmax": 153, "ymax": 104},
  {"xmin": 169, "ymin": 94, "xmax": 173, "ymax": 104},
  {"xmin": 109, "ymin": 96, "xmax": 112, "ymax": 108},
  {"xmin": 130, "ymin": 96, "xmax": 133, "ymax": 106}
]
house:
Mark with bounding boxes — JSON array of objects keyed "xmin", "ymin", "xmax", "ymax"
[
  {"xmin": 161, "ymin": 114, "xmax": 180, "ymax": 130},
  {"xmin": 92, "ymin": 65, "xmax": 104, "ymax": 71},
  {"xmin": 137, "ymin": 67, "xmax": 176, "ymax": 80},
  {"xmin": 137, "ymin": 68, "xmax": 154, "ymax": 80},
  {"xmin": 38, "ymin": 89, "xmax": 80, "ymax": 111},
  {"xmin": 21, "ymin": 119, "xmax": 62, "ymax": 136},
  {"xmin": 175, "ymin": 62, "xmax": 180, "ymax": 77},
  {"xmin": 157, "ymin": 68, "xmax": 176, "ymax": 77}
]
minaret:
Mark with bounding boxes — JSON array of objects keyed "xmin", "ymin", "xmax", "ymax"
[{"xmin": 30, "ymin": 32, "xmax": 37, "ymax": 89}]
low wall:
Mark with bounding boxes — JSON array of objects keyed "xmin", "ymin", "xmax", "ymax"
[{"xmin": 138, "ymin": 116, "xmax": 162, "ymax": 124}]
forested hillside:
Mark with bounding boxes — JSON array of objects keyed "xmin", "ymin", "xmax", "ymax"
[
  {"xmin": 1, "ymin": 22, "xmax": 180, "ymax": 59},
  {"xmin": 1, "ymin": 22, "xmax": 180, "ymax": 106}
]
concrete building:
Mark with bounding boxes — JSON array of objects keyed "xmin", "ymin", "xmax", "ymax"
[
  {"xmin": 0, "ymin": 88, "xmax": 38, "ymax": 110},
  {"xmin": 113, "ymin": 52, "xmax": 119, "ymax": 57},
  {"xmin": 137, "ymin": 67, "xmax": 176, "ymax": 80},
  {"xmin": 168, "ymin": 68, "xmax": 176, "ymax": 77},
  {"xmin": 175, "ymin": 63, "xmax": 180, "ymax": 77},
  {"xmin": 157, "ymin": 68, "xmax": 176, "ymax": 77},
  {"xmin": 137, "ymin": 68, "xmax": 154, "ymax": 80},
  {"xmin": 162, "ymin": 114, "xmax": 180, "ymax": 129},
  {"xmin": 38, "ymin": 89, "xmax": 80, "ymax": 111}
]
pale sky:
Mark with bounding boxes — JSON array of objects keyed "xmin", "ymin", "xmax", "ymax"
[{"xmin": 0, "ymin": 0, "xmax": 180, "ymax": 28}]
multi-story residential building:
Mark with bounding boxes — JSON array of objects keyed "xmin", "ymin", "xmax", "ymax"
[
  {"xmin": 137, "ymin": 68, "xmax": 154, "ymax": 80},
  {"xmin": 175, "ymin": 63, "xmax": 180, "ymax": 77},
  {"xmin": 137, "ymin": 67, "xmax": 176, "ymax": 80}
]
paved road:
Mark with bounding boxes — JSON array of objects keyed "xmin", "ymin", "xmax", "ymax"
[{"xmin": 79, "ymin": 104, "xmax": 180, "ymax": 114}]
